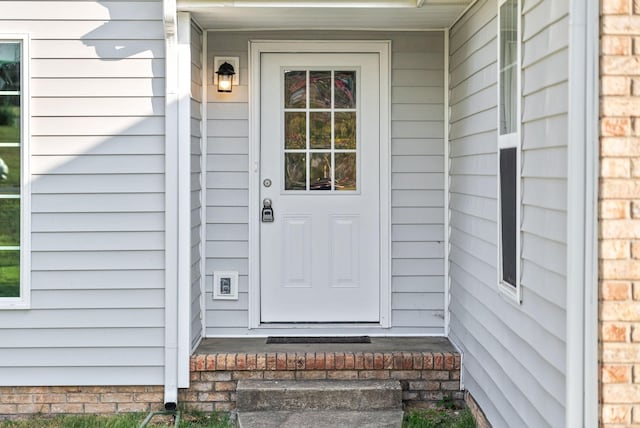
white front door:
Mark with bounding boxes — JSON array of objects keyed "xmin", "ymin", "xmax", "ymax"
[{"xmin": 260, "ymin": 53, "xmax": 381, "ymax": 323}]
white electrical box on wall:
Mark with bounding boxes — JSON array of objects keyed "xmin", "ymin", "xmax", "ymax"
[{"xmin": 212, "ymin": 271, "xmax": 238, "ymax": 300}]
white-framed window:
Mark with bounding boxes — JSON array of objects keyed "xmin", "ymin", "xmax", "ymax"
[
  {"xmin": 0, "ymin": 34, "xmax": 30, "ymax": 309},
  {"xmin": 497, "ymin": 0, "xmax": 521, "ymax": 302}
]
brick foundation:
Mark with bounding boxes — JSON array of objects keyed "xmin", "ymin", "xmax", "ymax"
[
  {"xmin": 599, "ymin": 0, "xmax": 640, "ymax": 426},
  {"xmin": 464, "ymin": 391, "xmax": 491, "ymax": 428},
  {"xmin": 0, "ymin": 386, "xmax": 164, "ymax": 418},
  {"xmin": 182, "ymin": 351, "xmax": 462, "ymax": 412}
]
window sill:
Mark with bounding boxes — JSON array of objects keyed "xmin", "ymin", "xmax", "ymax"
[
  {"xmin": 498, "ymin": 281, "xmax": 522, "ymax": 306},
  {"xmin": 0, "ymin": 299, "xmax": 30, "ymax": 310}
]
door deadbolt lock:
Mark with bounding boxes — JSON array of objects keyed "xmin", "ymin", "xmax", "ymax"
[
  {"xmin": 263, "ymin": 178, "xmax": 272, "ymax": 188},
  {"xmin": 261, "ymin": 198, "xmax": 274, "ymax": 223}
]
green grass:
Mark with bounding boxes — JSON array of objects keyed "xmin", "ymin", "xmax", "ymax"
[
  {"xmin": 0, "ymin": 414, "xmax": 144, "ymax": 428},
  {"xmin": 403, "ymin": 408, "xmax": 476, "ymax": 428},
  {"xmin": 0, "ymin": 407, "xmax": 476, "ymax": 428},
  {"xmin": 0, "ymin": 411, "xmax": 233, "ymax": 428}
]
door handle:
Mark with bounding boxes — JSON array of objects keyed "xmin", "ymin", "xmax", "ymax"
[{"xmin": 261, "ymin": 198, "xmax": 274, "ymax": 222}]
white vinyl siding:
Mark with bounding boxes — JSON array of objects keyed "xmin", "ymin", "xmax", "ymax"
[
  {"xmin": 205, "ymin": 31, "xmax": 446, "ymax": 335},
  {"xmin": 0, "ymin": 1, "xmax": 166, "ymax": 386},
  {"xmin": 190, "ymin": 22, "xmax": 203, "ymax": 352},
  {"xmin": 448, "ymin": 0, "xmax": 567, "ymax": 427}
]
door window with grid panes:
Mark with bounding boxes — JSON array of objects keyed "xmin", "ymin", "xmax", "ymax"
[{"xmin": 283, "ymin": 69, "xmax": 358, "ymax": 192}]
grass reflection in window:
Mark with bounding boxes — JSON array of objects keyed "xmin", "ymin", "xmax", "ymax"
[
  {"xmin": 0, "ymin": 42, "xmax": 22, "ymax": 300},
  {"xmin": 0, "ymin": 251, "xmax": 19, "ymax": 297},
  {"xmin": 0, "ymin": 95, "xmax": 20, "ymax": 143},
  {"xmin": 283, "ymin": 69, "xmax": 357, "ymax": 191}
]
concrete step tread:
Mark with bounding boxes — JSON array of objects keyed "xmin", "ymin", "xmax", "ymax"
[
  {"xmin": 237, "ymin": 379, "xmax": 402, "ymax": 392},
  {"xmin": 237, "ymin": 410, "xmax": 404, "ymax": 428},
  {"xmin": 236, "ymin": 380, "xmax": 403, "ymax": 411}
]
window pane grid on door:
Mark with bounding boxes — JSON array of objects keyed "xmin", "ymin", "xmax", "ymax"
[{"xmin": 283, "ymin": 69, "xmax": 357, "ymax": 192}]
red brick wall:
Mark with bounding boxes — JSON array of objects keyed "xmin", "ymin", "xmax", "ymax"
[
  {"xmin": 599, "ymin": 0, "xmax": 640, "ymax": 426},
  {"xmin": 0, "ymin": 386, "xmax": 164, "ymax": 417}
]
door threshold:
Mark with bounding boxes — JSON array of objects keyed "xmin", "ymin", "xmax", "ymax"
[
  {"xmin": 257, "ymin": 322, "xmax": 383, "ymax": 329},
  {"xmin": 266, "ymin": 336, "xmax": 372, "ymax": 344},
  {"xmin": 245, "ymin": 324, "xmax": 392, "ymax": 337}
]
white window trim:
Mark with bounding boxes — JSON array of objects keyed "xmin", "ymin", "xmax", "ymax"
[
  {"xmin": 496, "ymin": 0, "xmax": 522, "ymax": 303},
  {"xmin": 0, "ymin": 34, "xmax": 30, "ymax": 309}
]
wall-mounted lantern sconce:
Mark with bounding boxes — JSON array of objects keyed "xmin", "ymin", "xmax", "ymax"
[
  {"xmin": 216, "ymin": 62, "xmax": 235, "ymax": 92},
  {"xmin": 214, "ymin": 57, "xmax": 240, "ymax": 93}
]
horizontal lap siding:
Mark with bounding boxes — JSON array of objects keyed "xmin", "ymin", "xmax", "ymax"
[
  {"xmin": 0, "ymin": 1, "xmax": 166, "ymax": 386},
  {"xmin": 448, "ymin": 0, "xmax": 567, "ymax": 426},
  {"xmin": 205, "ymin": 29, "xmax": 248, "ymax": 333},
  {"xmin": 519, "ymin": 1, "xmax": 568, "ymax": 423},
  {"xmin": 190, "ymin": 23, "xmax": 204, "ymax": 351},
  {"xmin": 391, "ymin": 32, "xmax": 446, "ymax": 332},
  {"xmin": 205, "ymin": 31, "xmax": 445, "ymax": 335}
]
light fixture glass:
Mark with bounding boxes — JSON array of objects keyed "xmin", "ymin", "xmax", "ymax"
[{"xmin": 216, "ymin": 61, "xmax": 236, "ymax": 93}]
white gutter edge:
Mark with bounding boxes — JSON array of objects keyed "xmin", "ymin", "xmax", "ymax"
[
  {"xmin": 566, "ymin": 0, "xmax": 599, "ymax": 426},
  {"xmin": 178, "ymin": 0, "xmax": 428, "ymax": 7}
]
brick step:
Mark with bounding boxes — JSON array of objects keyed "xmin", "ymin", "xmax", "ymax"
[
  {"xmin": 186, "ymin": 341, "xmax": 462, "ymax": 411},
  {"xmin": 237, "ymin": 410, "xmax": 404, "ymax": 428},
  {"xmin": 236, "ymin": 379, "xmax": 402, "ymax": 411}
]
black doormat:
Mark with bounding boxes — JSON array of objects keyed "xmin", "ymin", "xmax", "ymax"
[{"xmin": 266, "ymin": 336, "xmax": 371, "ymax": 344}]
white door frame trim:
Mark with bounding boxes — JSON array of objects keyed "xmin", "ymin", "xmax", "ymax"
[{"xmin": 247, "ymin": 40, "xmax": 392, "ymax": 329}]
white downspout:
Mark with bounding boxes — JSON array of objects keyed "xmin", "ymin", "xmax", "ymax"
[
  {"xmin": 199, "ymin": 28, "xmax": 209, "ymax": 349},
  {"xmin": 164, "ymin": 0, "xmax": 179, "ymax": 408},
  {"xmin": 443, "ymin": 28, "xmax": 450, "ymax": 338},
  {"xmin": 566, "ymin": 0, "xmax": 598, "ymax": 426},
  {"xmin": 176, "ymin": 11, "xmax": 193, "ymax": 389},
  {"xmin": 584, "ymin": 0, "xmax": 600, "ymax": 424}
]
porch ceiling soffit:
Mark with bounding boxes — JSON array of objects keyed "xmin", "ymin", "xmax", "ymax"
[{"xmin": 177, "ymin": 0, "xmax": 472, "ymax": 30}]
